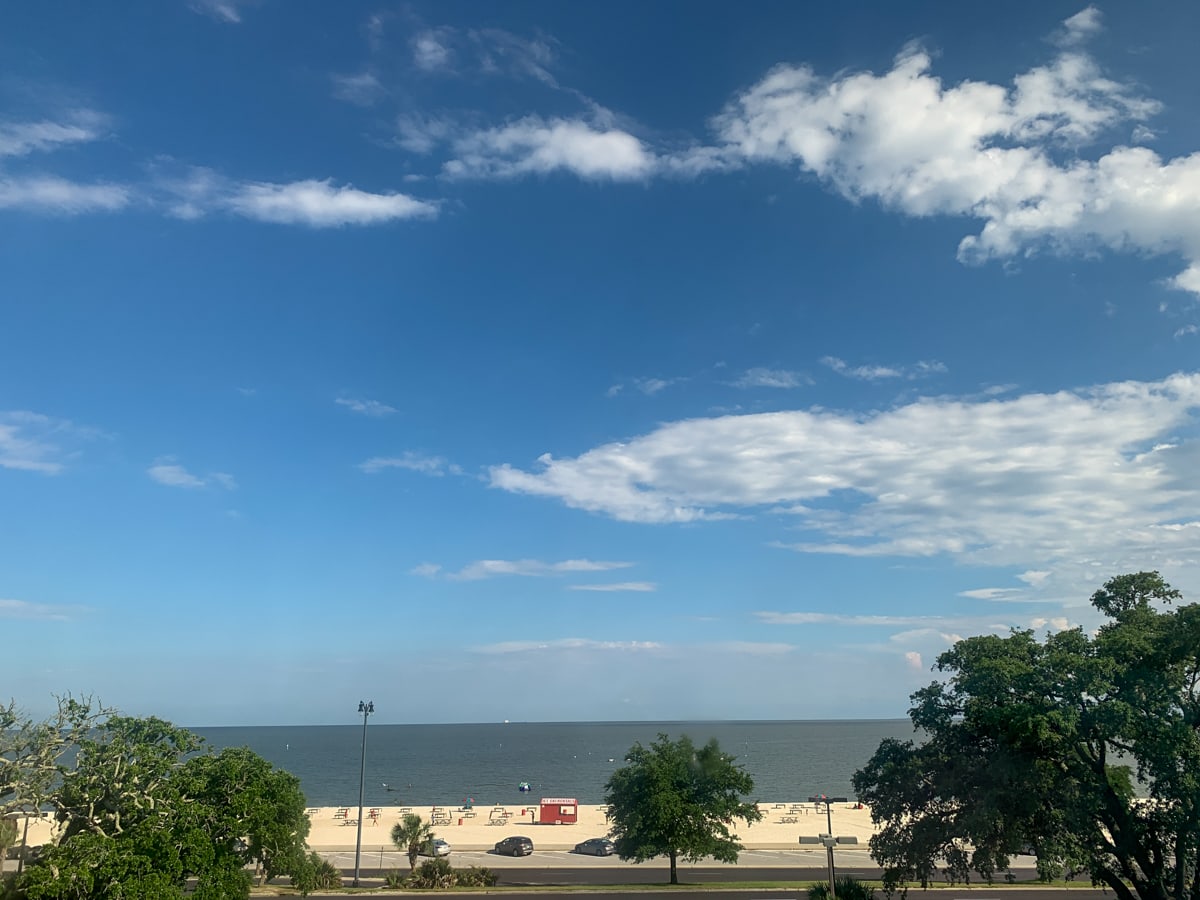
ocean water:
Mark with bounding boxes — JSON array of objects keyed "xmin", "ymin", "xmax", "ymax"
[{"xmin": 192, "ymin": 720, "xmax": 916, "ymax": 807}]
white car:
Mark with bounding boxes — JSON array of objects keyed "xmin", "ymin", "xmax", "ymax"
[{"xmin": 420, "ymin": 838, "xmax": 451, "ymax": 857}]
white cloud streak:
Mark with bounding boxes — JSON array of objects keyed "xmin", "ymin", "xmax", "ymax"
[
  {"xmin": 226, "ymin": 179, "xmax": 436, "ymax": 226},
  {"xmin": 0, "ymin": 411, "xmax": 94, "ymax": 474},
  {"xmin": 436, "ymin": 558, "xmax": 635, "ymax": 581},
  {"xmin": 568, "ymin": 582, "xmax": 657, "ymax": 592},
  {"xmin": 358, "ymin": 452, "xmax": 460, "ymax": 476},
  {"xmin": 0, "ymin": 176, "xmax": 129, "ymax": 214},
  {"xmin": 147, "ymin": 458, "xmax": 236, "ymax": 490},
  {"xmin": 336, "ymin": 397, "xmax": 397, "ymax": 417},
  {"xmin": 491, "ymin": 373, "xmax": 1200, "ymax": 591},
  {"xmin": 473, "ymin": 637, "xmax": 663, "ymax": 655},
  {"xmin": 733, "ymin": 368, "xmax": 811, "ymax": 389},
  {"xmin": 0, "ymin": 111, "xmax": 108, "ymax": 158},
  {"xmin": 822, "ymin": 357, "xmax": 947, "ymax": 381},
  {"xmin": 0, "ymin": 598, "xmax": 78, "ymax": 621}
]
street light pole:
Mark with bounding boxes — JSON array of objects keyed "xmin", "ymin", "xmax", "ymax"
[{"xmin": 353, "ymin": 700, "xmax": 374, "ymax": 887}]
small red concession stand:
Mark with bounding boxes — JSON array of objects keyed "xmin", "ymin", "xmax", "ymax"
[{"xmin": 537, "ymin": 797, "xmax": 578, "ymax": 825}]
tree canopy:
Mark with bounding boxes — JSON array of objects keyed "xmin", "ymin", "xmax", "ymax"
[
  {"xmin": 2, "ymin": 699, "xmax": 310, "ymax": 900},
  {"xmin": 390, "ymin": 812, "xmax": 434, "ymax": 871},
  {"xmin": 604, "ymin": 733, "xmax": 762, "ymax": 884},
  {"xmin": 852, "ymin": 572, "xmax": 1200, "ymax": 900}
]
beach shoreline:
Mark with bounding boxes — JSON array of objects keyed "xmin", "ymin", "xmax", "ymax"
[{"xmin": 15, "ymin": 801, "xmax": 877, "ymax": 853}]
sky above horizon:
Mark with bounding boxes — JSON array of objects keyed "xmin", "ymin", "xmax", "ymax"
[{"xmin": 4, "ymin": 1, "xmax": 1200, "ymax": 726}]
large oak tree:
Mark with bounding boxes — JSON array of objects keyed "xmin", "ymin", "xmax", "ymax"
[{"xmin": 853, "ymin": 572, "xmax": 1200, "ymax": 900}]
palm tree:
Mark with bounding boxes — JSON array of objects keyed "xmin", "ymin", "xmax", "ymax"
[{"xmin": 390, "ymin": 813, "xmax": 433, "ymax": 871}]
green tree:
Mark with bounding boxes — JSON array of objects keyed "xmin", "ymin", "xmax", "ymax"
[
  {"xmin": 604, "ymin": 733, "xmax": 762, "ymax": 884},
  {"xmin": 852, "ymin": 572, "xmax": 1200, "ymax": 900},
  {"xmin": 177, "ymin": 746, "xmax": 310, "ymax": 885},
  {"xmin": 391, "ymin": 813, "xmax": 434, "ymax": 871}
]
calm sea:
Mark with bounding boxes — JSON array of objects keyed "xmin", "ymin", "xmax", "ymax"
[{"xmin": 192, "ymin": 720, "xmax": 915, "ymax": 808}]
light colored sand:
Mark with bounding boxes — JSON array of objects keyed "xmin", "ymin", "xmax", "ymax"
[
  {"xmin": 14, "ymin": 801, "xmax": 876, "ymax": 854},
  {"xmin": 301, "ymin": 801, "xmax": 876, "ymax": 852}
]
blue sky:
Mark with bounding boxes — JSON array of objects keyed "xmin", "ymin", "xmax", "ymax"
[{"xmin": 3, "ymin": 1, "xmax": 1199, "ymax": 726}]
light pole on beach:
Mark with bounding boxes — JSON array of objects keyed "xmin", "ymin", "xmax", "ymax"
[
  {"xmin": 811, "ymin": 794, "xmax": 847, "ymax": 900},
  {"xmin": 353, "ymin": 700, "xmax": 374, "ymax": 888}
]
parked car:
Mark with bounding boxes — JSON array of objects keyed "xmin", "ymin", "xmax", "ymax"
[
  {"xmin": 574, "ymin": 837, "xmax": 615, "ymax": 856},
  {"xmin": 494, "ymin": 835, "xmax": 534, "ymax": 856},
  {"xmin": 419, "ymin": 838, "xmax": 451, "ymax": 857}
]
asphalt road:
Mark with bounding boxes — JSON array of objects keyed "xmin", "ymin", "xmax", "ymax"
[{"xmin": 326, "ymin": 847, "xmax": 1106, "ymax": 892}]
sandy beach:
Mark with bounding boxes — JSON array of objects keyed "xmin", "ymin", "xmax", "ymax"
[
  {"xmin": 15, "ymin": 800, "xmax": 876, "ymax": 854},
  {"xmin": 302, "ymin": 800, "xmax": 876, "ymax": 852}
]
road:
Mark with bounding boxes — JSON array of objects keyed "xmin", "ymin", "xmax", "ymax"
[{"xmin": 323, "ymin": 847, "xmax": 1107, "ymax": 894}]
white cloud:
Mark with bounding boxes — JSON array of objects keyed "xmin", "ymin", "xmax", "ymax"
[
  {"xmin": 358, "ymin": 452, "xmax": 460, "ymax": 476},
  {"xmin": 0, "ymin": 598, "xmax": 78, "ymax": 621},
  {"xmin": 147, "ymin": 458, "xmax": 235, "ymax": 490},
  {"xmin": 904, "ymin": 651, "xmax": 924, "ymax": 670},
  {"xmin": 733, "ymin": 368, "xmax": 811, "ymax": 389},
  {"xmin": 711, "ymin": 10, "xmax": 1200, "ymax": 300},
  {"xmin": 412, "ymin": 29, "xmax": 454, "ymax": 71},
  {"xmin": 0, "ymin": 176, "xmax": 129, "ymax": 214},
  {"xmin": 0, "ymin": 111, "xmax": 108, "ymax": 158},
  {"xmin": 474, "ymin": 638, "xmax": 662, "ymax": 655},
  {"xmin": 568, "ymin": 582, "xmax": 657, "ymax": 592},
  {"xmin": 0, "ymin": 410, "xmax": 94, "ymax": 474},
  {"xmin": 443, "ymin": 558, "xmax": 634, "ymax": 581},
  {"xmin": 958, "ymin": 587, "xmax": 1023, "ymax": 600},
  {"xmin": 491, "ymin": 373, "xmax": 1200, "ymax": 593},
  {"xmin": 331, "ymin": 72, "xmax": 384, "ymax": 106},
  {"xmin": 410, "ymin": 563, "xmax": 443, "ymax": 578},
  {"xmin": 336, "ymin": 397, "xmax": 397, "ymax": 417},
  {"xmin": 188, "ymin": 0, "xmax": 246, "ymax": 23},
  {"xmin": 227, "ymin": 179, "xmax": 437, "ymax": 227},
  {"xmin": 756, "ymin": 611, "xmax": 964, "ymax": 627},
  {"xmin": 822, "ymin": 357, "xmax": 947, "ymax": 381},
  {"xmin": 444, "ymin": 116, "xmax": 656, "ymax": 181}
]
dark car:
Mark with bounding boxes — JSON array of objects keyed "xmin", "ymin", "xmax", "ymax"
[
  {"xmin": 574, "ymin": 837, "xmax": 615, "ymax": 856},
  {"xmin": 494, "ymin": 835, "xmax": 534, "ymax": 856}
]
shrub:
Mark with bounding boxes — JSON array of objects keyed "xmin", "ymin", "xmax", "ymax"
[
  {"xmin": 456, "ymin": 866, "xmax": 499, "ymax": 887},
  {"xmin": 408, "ymin": 858, "xmax": 456, "ymax": 889},
  {"xmin": 808, "ymin": 875, "xmax": 875, "ymax": 900},
  {"xmin": 290, "ymin": 851, "xmax": 342, "ymax": 896}
]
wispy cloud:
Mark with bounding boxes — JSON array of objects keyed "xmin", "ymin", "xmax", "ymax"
[
  {"xmin": 331, "ymin": 72, "xmax": 385, "ymax": 106},
  {"xmin": 0, "ymin": 598, "xmax": 80, "ymax": 621},
  {"xmin": 336, "ymin": 397, "xmax": 397, "ymax": 417},
  {"xmin": 147, "ymin": 457, "xmax": 236, "ymax": 490},
  {"xmin": 732, "ymin": 368, "xmax": 811, "ymax": 389},
  {"xmin": 415, "ymin": 558, "xmax": 635, "ymax": 581},
  {"xmin": 474, "ymin": 638, "xmax": 662, "ymax": 655},
  {"xmin": 188, "ymin": 0, "xmax": 248, "ymax": 23},
  {"xmin": 958, "ymin": 587, "xmax": 1024, "ymax": 600},
  {"xmin": 359, "ymin": 453, "xmax": 461, "ymax": 476},
  {"xmin": 0, "ymin": 410, "xmax": 95, "ymax": 474},
  {"xmin": 606, "ymin": 376, "xmax": 686, "ymax": 398},
  {"xmin": 0, "ymin": 110, "xmax": 108, "ymax": 158},
  {"xmin": 822, "ymin": 357, "xmax": 947, "ymax": 381},
  {"xmin": 568, "ymin": 582, "xmax": 656, "ymax": 592}
]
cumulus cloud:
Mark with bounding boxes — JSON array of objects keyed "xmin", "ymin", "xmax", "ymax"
[
  {"xmin": 491, "ymin": 373, "xmax": 1200, "ymax": 591},
  {"xmin": 904, "ymin": 650, "xmax": 924, "ymax": 670},
  {"xmin": 147, "ymin": 458, "xmax": 236, "ymax": 490},
  {"xmin": 711, "ymin": 9, "xmax": 1200, "ymax": 299},
  {"xmin": 444, "ymin": 116, "xmax": 657, "ymax": 181},
  {"xmin": 226, "ymin": 178, "xmax": 437, "ymax": 226},
  {"xmin": 358, "ymin": 452, "xmax": 461, "ymax": 476},
  {"xmin": 336, "ymin": 397, "xmax": 397, "ymax": 417}
]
